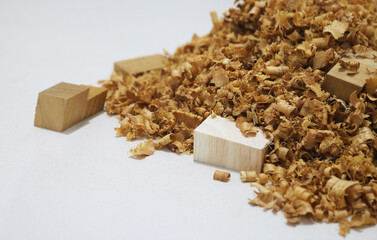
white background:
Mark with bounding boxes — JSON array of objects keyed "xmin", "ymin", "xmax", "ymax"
[{"xmin": 0, "ymin": 0, "xmax": 376, "ymax": 239}]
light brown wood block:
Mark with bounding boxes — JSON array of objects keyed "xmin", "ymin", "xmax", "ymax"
[
  {"xmin": 34, "ymin": 82, "xmax": 107, "ymax": 132},
  {"xmin": 323, "ymin": 55, "xmax": 377, "ymax": 101},
  {"xmin": 114, "ymin": 54, "xmax": 167, "ymax": 77},
  {"xmin": 81, "ymin": 85, "xmax": 107, "ymax": 117},
  {"xmin": 193, "ymin": 116, "xmax": 270, "ymax": 173}
]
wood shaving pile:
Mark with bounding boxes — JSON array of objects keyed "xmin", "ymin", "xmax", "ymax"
[{"xmin": 102, "ymin": 0, "xmax": 377, "ymax": 236}]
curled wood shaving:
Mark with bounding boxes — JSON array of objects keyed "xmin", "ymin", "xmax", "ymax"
[
  {"xmin": 353, "ymin": 45, "xmax": 377, "ymax": 58},
  {"xmin": 239, "ymin": 122, "xmax": 258, "ymax": 137},
  {"xmin": 172, "ymin": 110, "xmax": 203, "ymax": 129},
  {"xmin": 240, "ymin": 171, "xmax": 258, "ymax": 182},
  {"xmin": 264, "ymin": 65, "xmax": 289, "ymax": 76},
  {"xmin": 130, "ymin": 139, "xmax": 155, "ymax": 156},
  {"xmin": 257, "ymin": 173, "xmax": 269, "ymax": 184},
  {"xmin": 212, "ymin": 67, "xmax": 229, "ymax": 87},
  {"xmin": 325, "ymin": 176, "xmax": 359, "ymax": 208},
  {"xmin": 324, "ymin": 20, "xmax": 349, "ymax": 40},
  {"xmin": 214, "ymin": 170, "xmax": 231, "ymax": 182},
  {"xmin": 154, "ymin": 134, "xmax": 173, "ymax": 149},
  {"xmin": 312, "ymin": 36, "xmax": 330, "ymax": 49},
  {"xmin": 350, "ymin": 211, "xmax": 377, "ymax": 228},
  {"xmin": 313, "ymin": 49, "xmax": 338, "ymax": 70},
  {"xmin": 339, "ymin": 59, "xmax": 360, "ymax": 74},
  {"xmin": 365, "ymin": 77, "xmax": 377, "ymax": 95},
  {"xmin": 275, "ymin": 99, "xmax": 295, "ymax": 117},
  {"xmin": 103, "ymin": 0, "xmax": 377, "ymax": 235}
]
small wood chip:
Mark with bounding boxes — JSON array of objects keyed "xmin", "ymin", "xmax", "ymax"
[
  {"xmin": 240, "ymin": 171, "xmax": 258, "ymax": 182},
  {"xmin": 213, "ymin": 170, "xmax": 231, "ymax": 182}
]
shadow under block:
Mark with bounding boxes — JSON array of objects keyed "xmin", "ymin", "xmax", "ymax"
[
  {"xmin": 114, "ymin": 54, "xmax": 167, "ymax": 77},
  {"xmin": 323, "ymin": 55, "xmax": 377, "ymax": 101},
  {"xmin": 193, "ymin": 116, "xmax": 270, "ymax": 173},
  {"xmin": 34, "ymin": 82, "xmax": 107, "ymax": 132}
]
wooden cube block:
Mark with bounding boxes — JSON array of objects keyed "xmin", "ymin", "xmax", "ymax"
[
  {"xmin": 323, "ymin": 55, "xmax": 377, "ymax": 101},
  {"xmin": 114, "ymin": 54, "xmax": 167, "ymax": 77},
  {"xmin": 34, "ymin": 82, "xmax": 107, "ymax": 132},
  {"xmin": 193, "ymin": 116, "xmax": 270, "ymax": 173}
]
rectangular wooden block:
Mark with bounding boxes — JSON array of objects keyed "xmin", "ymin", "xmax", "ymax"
[
  {"xmin": 34, "ymin": 82, "xmax": 107, "ymax": 132},
  {"xmin": 114, "ymin": 54, "xmax": 167, "ymax": 77},
  {"xmin": 323, "ymin": 55, "xmax": 377, "ymax": 101},
  {"xmin": 193, "ymin": 116, "xmax": 270, "ymax": 173}
]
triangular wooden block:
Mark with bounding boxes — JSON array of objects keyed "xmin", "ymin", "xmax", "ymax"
[{"xmin": 194, "ymin": 116, "xmax": 270, "ymax": 172}]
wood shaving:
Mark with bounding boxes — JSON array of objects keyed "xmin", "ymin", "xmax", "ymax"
[
  {"xmin": 130, "ymin": 139, "xmax": 155, "ymax": 156},
  {"xmin": 239, "ymin": 122, "xmax": 258, "ymax": 137},
  {"xmin": 264, "ymin": 65, "xmax": 289, "ymax": 76},
  {"xmin": 214, "ymin": 170, "xmax": 231, "ymax": 182},
  {"xmin": 353, "ymin": 45, "xmax": 377, "ymax": 58},
  {"xmin": 102, "ymin": 0, "xmax": 377, "ymax": 236},
  {"xmin": 366, "ymin": 77, "xmax": 377, "ymax": 95},
  {"xmin": 210, "ymin": 11, "xmax": 220, "ymax": 30},
  {"xmin": 324, "ymin": 20, "xmax": 349, "ymax": 40},
  {"xmin": 339, "ymin": 59, "xmax": 360, "ymax": 74},
  {"xmin": 240, "ymin": 170, "xmax": 258, "ymax": 182}
]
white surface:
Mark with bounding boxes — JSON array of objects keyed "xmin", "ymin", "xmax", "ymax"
[{"xmin": 0, "ymin": 0, "xmax": 376, "ymax": 239}]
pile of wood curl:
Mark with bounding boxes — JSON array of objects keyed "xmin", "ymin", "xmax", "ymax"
[{"xmin": 102, "ymin": 0, "xmax": 377, "ymax": 236}]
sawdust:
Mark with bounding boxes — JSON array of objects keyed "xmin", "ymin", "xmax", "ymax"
[{"xmin": 102, "ymin": 0, "xmax": 377, "ymax": 236}]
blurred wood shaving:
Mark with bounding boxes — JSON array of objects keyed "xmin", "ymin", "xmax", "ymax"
[{"xmin": 324, "ymin": 20, "xmax": 349, "ymax": 40}]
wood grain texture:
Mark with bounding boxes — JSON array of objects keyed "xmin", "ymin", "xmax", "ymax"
[
  {"xmin": 323, "ymin": 54, "xmax": 377, "ymax": 101},
  {"xmin": 114, "ymin": 54, "xmax": 167, "ymax": 77},
  {"xmin": 34, "ymin": 82, "xmax": 107, "ymax": 132},
  {"xmin": 194, "ymin": 116, "xmax": 270, "ymax": 173}
]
